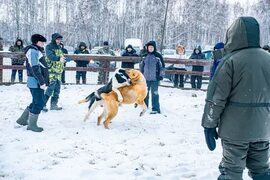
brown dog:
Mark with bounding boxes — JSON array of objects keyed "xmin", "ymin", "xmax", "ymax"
[{"xmin": 79, "ymin": 69, "xmax": 147, "ymax": 129}]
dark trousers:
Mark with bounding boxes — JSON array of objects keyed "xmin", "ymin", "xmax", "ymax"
[
  {"xmin": 61, "ymin": 63, "xmax": 66, "ymax": 84},
  {"xmin": 76, "ymin": 71, "xmax": 87, "ymax": 84},
  {"xmin": 28, "ymin": 88, "xmax": 45, "ymax": 114},
  {"xmin": 218, "ymin": 139, "xmax": 270, "ymax": 180},
  {"xmin": 191, "ymin": 75, "xmax": 202, "ymax": 89},
  {"xmin": 61, "ymin": 70, "xmax": 65, "ymax": 84},
  {"xmin": 76, "ymin": 71, "xmax": 86, "ymax": 84},
  {"xmin": 174, "ymin": 68, "xmax": 186, "ymax": 88},
  {"xmin": 144, "ymin": 81, "xmax": 160, "ymax": 112},
  {"xmin": 98, "ymin": 61, "xmax": 110, "ymax": 84},
  {"xmin": 11, "ymin": 69, "xmax": 23, "ymax": 82},
  {"xmin": 45, "ymin": 79, "xmax": 61, "ymax": 105}
]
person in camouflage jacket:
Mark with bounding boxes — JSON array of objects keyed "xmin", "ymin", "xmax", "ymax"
[
  {"xmin": 43, "ymin": 33, "xmax": 65, "ymax": 111},
  {"xmin": 9, "ymin": 39, "xmax": 25, "ymax": 83},
  {"xmin": 97, "ymin": 41, "xmax": 115, "ymax": 84}
]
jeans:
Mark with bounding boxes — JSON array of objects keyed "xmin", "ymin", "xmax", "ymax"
[
  {"xmin": 191, "ymin": 75, "xmax": 202, "ymax": 89},
  {"xmin": 28, "ymin": 88, "xmax": 45, "ymax": 114},
  {"xmin": 144, "ymin": 81, "xmax": 160, "ymax": 112},
  {"xmin": 11, "ymin": 69, "xmax": 23, "ymax": 82}
]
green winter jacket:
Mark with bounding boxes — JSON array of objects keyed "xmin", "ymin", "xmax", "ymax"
[
  {"xmin": 45, "ymin": 33, "xmax": 64, "ymax": 81},
  {"xmin": 97, "ymin": 47, "xmax": 115, "ymax": 56},
  {"xmin": 201, "ymin": 17, "xmax": 270, "ymax": 142},
  {"xmin": 9, "ymin": 39, "xmax": 25, "ymax": 65}
]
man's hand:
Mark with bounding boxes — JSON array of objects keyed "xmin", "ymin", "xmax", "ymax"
[
  {"xmin": 204, "ymin": 127, "xmax": 218, "ymax": 151},
  {"xmin": 60, "ymin": 56, "xmax": 65, "ymax": 63},
  {"xmin": 40, "ymin": 84, "xmax": 47, "ymax": 91}
]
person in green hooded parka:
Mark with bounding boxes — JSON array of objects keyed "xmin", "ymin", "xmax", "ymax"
[{"xmin": 202, "ymin": 17, "xmax": 270, "ymax": 180}]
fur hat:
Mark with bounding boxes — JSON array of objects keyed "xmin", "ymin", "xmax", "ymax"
[{"xmin": 31, "ymin": 34, "xmax": 47, "ymax": 44}]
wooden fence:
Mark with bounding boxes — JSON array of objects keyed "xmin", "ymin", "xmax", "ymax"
[{"xmin": 0, "ymin": 52, "xmax": 212, "ymax": 86}]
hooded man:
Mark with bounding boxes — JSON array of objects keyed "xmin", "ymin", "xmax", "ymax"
[
  {"xmin": 74, "ymin": 42, "xmax": 90, "ymax": 84},
  {"xmin": 202, "ymin": 17, "xmax": 270, "ymax": 180},
  {"xmin": 210, "ymin": 42, "xmax": 225, "ymax": 80},
  {"xmin": 121, "ymin": 44, "xmax": 138, "ymax": 68},
  {"xmin": 97, "ymin": 41, "xmax": 115, "ymax": 84},
  {"xmin": 43, "ymin": 33, "xmax": 65, "ymax": 111},
  {"xmin": 9, "ymin": 39, "xmax": 25, "ymax": 83},
  {"xmin": 189, "ymin": 46, "xmax": 205, "ymax": 89}
]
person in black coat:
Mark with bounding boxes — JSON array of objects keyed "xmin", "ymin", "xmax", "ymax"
[
  {"xmin": 121, "ymin": 44, "xmax": 138, "ymax": 68},
  {"xmin": 74, "ymin": 42, "xmax": 90, "ymax": 84},
  {"xmin": 190, "ymin": 46, "xmax": 205, "ymax": 89}
]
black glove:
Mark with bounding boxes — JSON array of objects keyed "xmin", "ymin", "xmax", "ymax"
[{"xmin": 204, "ymin": 128, "xmax": 218, "ymax": 151}]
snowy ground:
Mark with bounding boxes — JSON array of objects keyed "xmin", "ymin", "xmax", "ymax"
[{"xmin": 0, "ymin": 84, "xmax": 251, "ymax": 180}]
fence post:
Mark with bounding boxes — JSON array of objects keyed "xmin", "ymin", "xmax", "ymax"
[{"xmin": 0, "ymin": 54, "xmax": 3, "ymax": 83}]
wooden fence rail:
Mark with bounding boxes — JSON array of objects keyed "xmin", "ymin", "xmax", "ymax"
[{"xmin": 0, "ymin": 52, "xmax": 213, "ymax": 84}]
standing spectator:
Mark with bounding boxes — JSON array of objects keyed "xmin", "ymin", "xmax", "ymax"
[
  {"xmin": 16, "ymin": 34, "xmax": 48, "ymax": 132},
  {"xmin": 0, "ymin": 37, "xmax": 3, "ymax": 51},
  {"xmin": 121, "ymin": 44, "xmax": 138, "ymax": 68},
  {"xmin": 43, "ymin": 33, "xmax": 65, "ymax": 111},
  {"xmin": 190, "ymin": 46, "xmax": 205, "ymax": 89},
  {"xmin": 210, "ymin": 42, "xmax": 224, "ymax": 80},
  {"xmin": 139, "ymin": 41, "xmax": 165, "ymax": 114},
  {"xmin": 140, "ymin": 44, "xmax": 148, "ymax": 57},
  {"xmin": 202, "ymin": 17, "xmax": 270, "ymax": 180},
  {"xmin": 97, "ymin": 41, "xmax": 115, "ymax": 84},
  {"xmin": 0, "ymin": 37, "xmax": 3, "ymax": 79},
  {"xmin": 60, "ymin": 42, "xmax": 68, "ymax": 84},
  {"xmin": 9, "ymin": 39, "xmax": 25, "ymax": 83},
  {"xmin": 74, "ymin": 42, "xmax": 90, "ymax": 84},
  {"xmin": 174, "ymin": 45, "xmax": 187, "ymax": 88}
]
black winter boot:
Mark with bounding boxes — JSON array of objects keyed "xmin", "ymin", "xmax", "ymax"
[
  {"xmin": 16, "ymin": 107, "xmax": 29, "ymax": 126},
  {"xmin": 50, "ymin": 97, "xmax": 62, "ymax": 110},
  {"xmin": 27, "ymin": 113, "xmax": 43, "ymax": 132}
]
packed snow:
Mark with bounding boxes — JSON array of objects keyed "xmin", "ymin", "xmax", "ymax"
[{"xmin": 0, "ymin": 84, "xmax": 251, "ymax": 180}]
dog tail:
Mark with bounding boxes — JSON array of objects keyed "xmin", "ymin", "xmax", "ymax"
[
  {"xmin": 88, "ymin": 96, "xmax": 97, "ymax": 110},
  {"xmin": 78, "ymin": 92, "xmax": 95, "ymax": 104}
]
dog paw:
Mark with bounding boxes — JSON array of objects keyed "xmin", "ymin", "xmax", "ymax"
[
  {"xmin": 140, "ymin": 111, "xmax": 145, "ymax": 117},
  {"xmin": 118, "ymin": 97, "xmax": 123, "ymax": 103}
]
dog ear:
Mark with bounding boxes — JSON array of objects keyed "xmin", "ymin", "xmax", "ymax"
[{"xmin": 128, "ymin": 69, "xmax": 137, "ymax": 79}]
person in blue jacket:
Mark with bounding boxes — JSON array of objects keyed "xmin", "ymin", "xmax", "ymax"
[
  {"xmin": 210, "ymin": 42, "xmax": 224, "ymax": 80},
  {"xmin": 16, "ymin": 34, "xmax": 48, "ymax": 132},
  {"xmin": 139, "ymin": 41, "xmax": 165, "ymax": 114}
]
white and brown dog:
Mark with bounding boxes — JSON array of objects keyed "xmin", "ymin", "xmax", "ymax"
[{"xmin": 79, "ymin": 69, "xmax": 147, "ymax": 129}]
